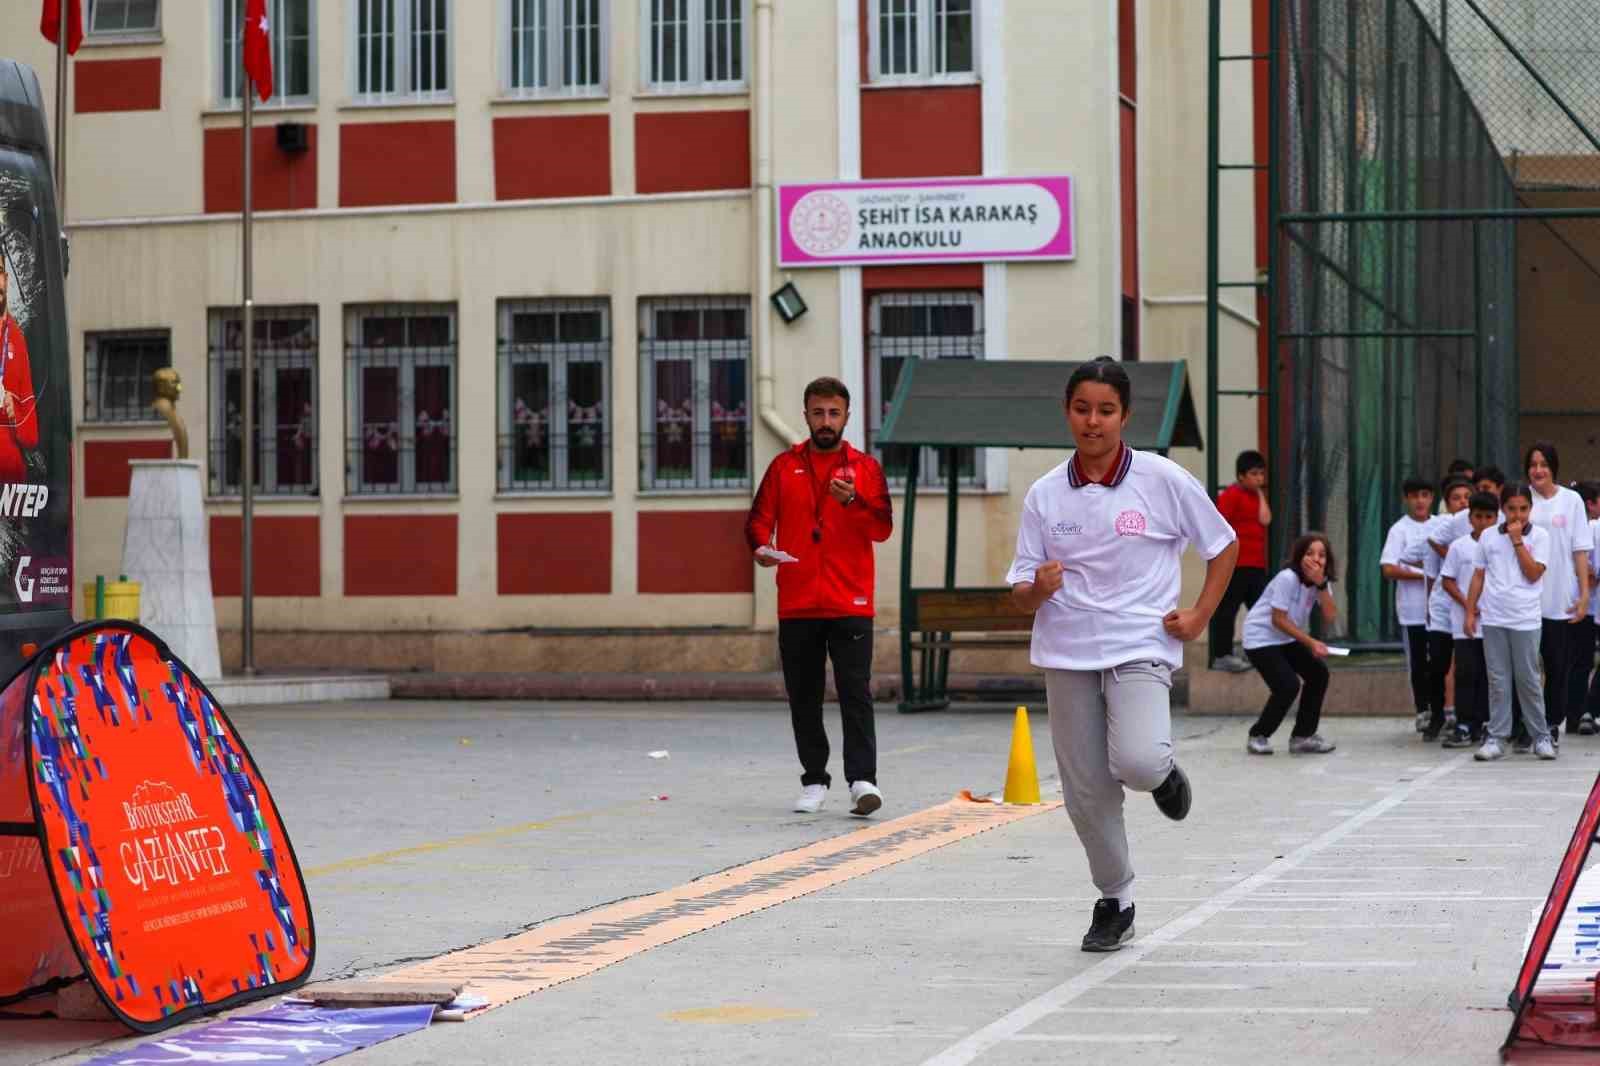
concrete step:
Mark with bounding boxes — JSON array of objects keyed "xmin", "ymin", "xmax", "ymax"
[{"xmin": 208, "ymin": 674, "xmax": 392, "ymax": 706}]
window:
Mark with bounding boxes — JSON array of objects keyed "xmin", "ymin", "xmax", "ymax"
[
  {"xmin": 345, "ymin": 305, "xmax": 456, "ymax": 494},
  {"xmin": 639, "ymin": 297, "xmax": 750, "ymax": 490},
  {"xmin": 354, "ymin": 0, "xmax": 451, "ymax": 100},
  {"xmin": 221, "ymin": 0, "xmax": 314, "ymax": 104},
  {"xmin": 870, "ymin": 0, "xmax": 975, "ymax": 82},
  {"xmin": 88, "ymin": 0, "xmax": 160, "ymax": 36},
  {"xmin": 867, "ymin": 291, "xmax": 984, "ymax": 487},
  {"xmin": 84, "ymin": 330, "xmax": 169, "ymax": 423},
  {"xmin": 497, "ymin": 299, "xmax": 610, "ymax": 491},
  {"xmin": 643, "ymin": 0, "xmax": 744, "ymax": 90},
  {"xmin": 207, "ymin": 308, "xmax": 318, "ymax": 496},
  {"xmin": 508, "ymin": 0, "xmax": 605, "ymax": 95}
]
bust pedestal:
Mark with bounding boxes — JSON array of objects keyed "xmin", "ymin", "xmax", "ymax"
[{"xmin": 120, "ymin": 460, "xmax": 221, "ymax": 680}]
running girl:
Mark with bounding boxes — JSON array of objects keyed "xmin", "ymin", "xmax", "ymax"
[
  {"xmin": 1466, "ymin": 482, "xmax": 1556, "ymax": 761},
  {"xmin": 1241, "ymin": 533, "xmax": 1339, "ymax": 756},
  {"xmin": 1007, "ymin": 357, "xmax": 1239, "ymax": 952}
]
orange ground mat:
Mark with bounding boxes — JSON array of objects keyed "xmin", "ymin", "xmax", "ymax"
[{"xmin": 372, "ymin": 796, "xmax": 1060, "ymax": 1017}]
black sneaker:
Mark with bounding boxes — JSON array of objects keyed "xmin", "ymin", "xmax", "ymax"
[
  {"xmin": 1441, "ymin": 728, "xmax": 1476, "ymax": 749},
  {"xmin": 1152, "ymin": 765, "xmax": 1191, "ymax": 821},
  {"xmin": 1081, "ymin": 898, "xmax": 1136, "ymax": 952}
]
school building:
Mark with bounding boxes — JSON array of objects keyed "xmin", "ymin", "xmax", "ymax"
[{"xmin": 6, "ymin": 0, "xmax": 1261, "ymax": 672}]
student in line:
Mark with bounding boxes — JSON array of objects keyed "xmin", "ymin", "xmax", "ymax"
[
  {"xmin": 1241, "ymin": 533, "xmax": 1339, "ymax": 756},
  {"xmin": 1439, "ymin": 492, "xmax": 1498, "ymax": 748},
  {"xmin": 1466, "ymin": 482, "xmax": 1556, "ymax": 761},
  {"xmin": 1526, "ymin": 443, "xmax": 1593, "ymax": 746},
  {"xmin": 1423, "ymin": 478, "xmax": 1473, "ymax": 739},
  {"xmin": 1429, "ymin": 466, "xmax": 1508, "ymax": 560},
  {"xmin": 1381, "ymin": 477, "xmax": 1437, "ymax": 735},
  {"xmin": 1211, "ymin": 450, "xmax": 1272, "ymax": 673},
  {"xmin": 1579, "ymin": 481, "xmax": 1600, "ymax": 735},
  {"xmin": 1007, "ymin": 357, "xmax": 1239, "ymax": 953}
]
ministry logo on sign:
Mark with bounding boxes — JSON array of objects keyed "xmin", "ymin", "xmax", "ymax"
[{"xmin": 792, "ymin": 192, "xmax": 853, "ymax": 255}]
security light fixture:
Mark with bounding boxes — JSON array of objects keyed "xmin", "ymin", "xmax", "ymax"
[{"xmin": 771, "ymin": 281, "xmax": 808, "ymax": 324}]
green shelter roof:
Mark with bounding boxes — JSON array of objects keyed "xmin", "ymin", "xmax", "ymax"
[{"xmin": 875, "ymin": 358, "xmax": 1204, "ymax": 452}]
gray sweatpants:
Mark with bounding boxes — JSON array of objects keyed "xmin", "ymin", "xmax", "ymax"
[
  {"xmin": 1483, "ymin": 625, "xmax": 1551, "ymax": 743},
  {"xmin": 1046, "ymin": 661, "xmax": 1175, "ymax": 902}
]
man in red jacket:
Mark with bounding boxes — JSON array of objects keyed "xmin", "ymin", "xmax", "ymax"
[
  {"xmin": 746, "ymin": 377, "xmax": 893, "ymax": 816},
  {"xmin": 0, "ymin": 252, "xmax": 39, "ymax": 482}
]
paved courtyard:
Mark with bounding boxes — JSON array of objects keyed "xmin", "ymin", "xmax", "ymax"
[{"xmin": 3, "ymin": 699, "xmax": 1593, "ymax": 1064}]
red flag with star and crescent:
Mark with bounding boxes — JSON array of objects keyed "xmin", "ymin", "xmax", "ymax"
[
  {"xmin": 243, "ymin": 0, "xmax": 274, "ymax": 101},
  {"xmin": 39, "ymin": 0, "xmax": 84, "ymax": 55}
]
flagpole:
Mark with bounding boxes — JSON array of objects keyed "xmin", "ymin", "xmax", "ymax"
[
  {"xmin": 54, "ymin": 3, "xmax": 67, "ymax": 216},
  {"xmin": 241, "ymin": 18, "xmax": 256, "ymax": 677}
]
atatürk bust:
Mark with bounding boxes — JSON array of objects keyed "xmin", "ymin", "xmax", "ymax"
[{"xmin": 152, "ymin": 367, "xmax": 188, "ymax": 460}]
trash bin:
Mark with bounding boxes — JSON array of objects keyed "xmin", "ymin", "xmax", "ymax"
[{"xmin": 81, "ymin": 575, "xmax": 141, "ymax": 621}]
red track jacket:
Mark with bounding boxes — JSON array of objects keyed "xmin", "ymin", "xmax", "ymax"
[
  {"xmin": 745, "ymin": 440, "xmax": 893, "ymax": 619},
  {"xmin": 0, "ymin": 316, "xmax": 38, "ymax": 482}
]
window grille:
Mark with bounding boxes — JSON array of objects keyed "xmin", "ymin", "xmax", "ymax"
[
  {"xmin": 645, "ymin": 0, "xmax": 744, "ymax": 89},
  {"xmin": 354, "ymin": 0, "xmax": 450, "ymax": 100},
  {"xmin": 510, "ymin": 0, "xmax": 605, "ymax": 94},
  {"xmin": 207, "ymin": 307, "xmax": 318, "ymax": 496},
  {"xmin": 84, "ymin": 330, "xmax": 169, "ymax": 423},
  {"xmin": 221, "ymin": 0, "xmax": 314, "ymax": 103},
  {"xmin": 639, "ymin": 296, "xmax": 751, "ymax": 490},
  {"xmin": 872, "ymin": 0, "xmax": 975, "ymax": 82},
  {"xmin": 345, "ymin": 304, "xmax": 457, "ymax": 495},
  {"xmin": 497, "ymin": 298, "xmax": 611, "ymax": 491},
  {"xmin": 89, "ymin": 0, "xmax": 160, "ymax": 35},
  {"xmin": 867, "ymin": 290, "xmax": 984, "ymax": 487}
]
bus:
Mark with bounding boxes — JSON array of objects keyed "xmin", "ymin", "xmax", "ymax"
[{"xmin": 0, "ymin": 60, "xmax": 77, "ymax": 677}]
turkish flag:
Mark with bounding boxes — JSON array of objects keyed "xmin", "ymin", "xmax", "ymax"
[
  {"xmin": 39, "ymin": 0, "xmax": 84, "ymax": 56},
  {"xmin": 243, "ymin": 0, "xmax": 274, "ymax": 102}
]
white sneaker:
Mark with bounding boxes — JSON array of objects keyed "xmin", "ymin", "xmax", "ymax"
[
  {"xmin": 1246, "ymin": 735, "xmax": 1273, "ymax": 755},
  {"xmin": 848, "ymin": 780, "xmax": 882, "ymax": 817},
  {"xmin": 1289, "ymin": 734, "xmax": 1337, "ymax": 755},
  {"xmin": 793, "ymin": 784, "xmax": 827, "ymax": 813},
  {"xmin": 1535, "ymin": 737, "xmax": 1558, "ymax": 761},
  {"xmin": 1414, "ymin": 711, "xmax": 1430, "ymax": 733},
  {"xmin": 1474, "ymin": 737, "xmax": 1506, "ymax": 762}
]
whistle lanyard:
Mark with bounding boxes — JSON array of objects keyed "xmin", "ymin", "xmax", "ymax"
[{"xmin": 802, "ymin": 446, "xmax": 838, "ymax": 543}]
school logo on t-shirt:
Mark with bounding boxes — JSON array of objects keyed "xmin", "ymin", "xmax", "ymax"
[
  {"xmin": 1555, "ymin": 514, "xmax": 1568, "ymax": 528},
  {"xmin": 1115, "ymin": 509, "xmax": 1148, "ymax": 537}
]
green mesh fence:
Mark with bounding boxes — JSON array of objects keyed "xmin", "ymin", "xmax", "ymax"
[{"xmin": 1275, "ymin": 0, "xmax": 1521, "ymax": 644}]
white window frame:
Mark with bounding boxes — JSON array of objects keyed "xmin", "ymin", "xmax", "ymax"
[
  {"xmin": 84, "ymin": 329, "xmax": 171, "ymax": 424},
  {"xmin": 502, "ymin": 0, "xmax": 609, "ymax": 98},
  {"xmin": 88, "ymin": 0, "xmax": 162, "ymax": 38},
  {"xmin": 345, "ymin": 305, "xmax": 459, "ymax": 495},
  {"xmin": 638, "ymin": 0, "xmax": 749, "ymax": 93},
  {"xmin": 868, "ymin": 0, "xmax": 979, "ymax": 85},
  {"xmin": 218, "ymin": 0, "xmax": 318, "ymax": 107},
  {"xmin": 207, "ymin": 307, "xmax": 320, "ymax": 497},
  {"xmin": 638, "ymin": 297, "xmax": 752, "ymax": 491},
  {"xmin": 496, "ymin": 299, "xmax": 612, "ymax": 492},
  {"xmin": 868, "ymin": 291, "xmax": 986, "ymax": 488},
  {"xmin": 350, "ymin": 0, "xmax": 453, "ymax": 103}
]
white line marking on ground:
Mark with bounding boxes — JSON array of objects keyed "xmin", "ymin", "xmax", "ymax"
[
  {"xmin": 1051, "ymin": 1006, "xmax": 1372, "ymax": 1015},
  {"xmin": 1324, "ymin": 843, "xmax": 1527, "ymax": 848},
  {"xmin": 1292, "ymin": 865, "xmax": 1504, "ymax": 871},
  {"xmin": 1102, "ymin": 982, "xmax": 1256, "ymax": 991},
  {"xmin": 1223, "ymin": 907, "xmax": 1343, "ymax": 912},
  {"xmin": 1152, "ymin": 940, "xmax": 1308, "ymax": 948},
  {"xmin": 1132, "ymin": 961, "xmax": 1416, "ymax": 969},
  {"xmin": 1223, "ymin": 923, "xmax": 1452, "ymax": 930},
  {"xmin": 920, "ymin": 756, "xmax": 1465, "ymax": 1066},
  {"xmin": 1008, "ymin": 1034, "xmax": 1180, "ymax": 1044}
]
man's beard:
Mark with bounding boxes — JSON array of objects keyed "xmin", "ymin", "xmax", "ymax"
[{"xmin": 810, "ymin": 427, "xmax": 840, "ymax": 450}]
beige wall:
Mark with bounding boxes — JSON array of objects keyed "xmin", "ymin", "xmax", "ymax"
[{"xmin": 5, "ymin": 1, "xmax": 1258, "ymax": 654}]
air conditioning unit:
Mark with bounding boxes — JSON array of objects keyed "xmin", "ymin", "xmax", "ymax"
[{"xmin": 275, "ymin": 123, "xmax": 310, "ymax": 153}]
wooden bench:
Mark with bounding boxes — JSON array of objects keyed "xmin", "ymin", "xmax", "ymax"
[{"xmin": 899, "ymin": 587, "xmax": 1036, "ymax": 711}]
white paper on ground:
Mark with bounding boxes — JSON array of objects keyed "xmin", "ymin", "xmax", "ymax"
[{"xmin": 756, "ymin": 546, "xmax": 799, "ymax": 564}]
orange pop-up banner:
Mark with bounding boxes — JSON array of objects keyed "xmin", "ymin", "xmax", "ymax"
[{"xmin": 0, "ymin": 621, "xmax": 314, "ymax": 1030}]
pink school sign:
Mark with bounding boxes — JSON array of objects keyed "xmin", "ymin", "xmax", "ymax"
[{"xmin": 777, "ymin": 176, "xmax": 1075, "ymax": 268}]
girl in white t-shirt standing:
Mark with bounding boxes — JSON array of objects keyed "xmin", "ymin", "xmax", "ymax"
[
  {"xmin": 1241, "ymin": 534, "xmax": 1339, "ymax": 755},
  {"xmin": 1007, "ymin": 357, "xmax": 1239, "ymax": 953},
  {"xmin": 1466, "ymin": 483, "xmax": 1557, "ymax": 761},
  {"xmin": 1525, "ymin": 442, "xmax": 1593, "ymax": 745}
]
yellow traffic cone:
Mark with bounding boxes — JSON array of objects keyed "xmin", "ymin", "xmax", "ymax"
[{"xmin": 1003, "ymin": 706, "xmax": 1042, "ymax": 805}]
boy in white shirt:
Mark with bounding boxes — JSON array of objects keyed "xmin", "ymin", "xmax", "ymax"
[
  {"xmin": 1439, "ymin": 492, "xmax": 1498, "ymax": 747},
  {"xmin": 1466, "ymin": 483, "xmax": 1556, "ymax": 760},
  {"xmin": 1381, "ymin": 478, "xmax": 1436, "ymax": 734},
  {"xmin": 1423, "ymin": 478, "xmax": 1473, "ymax": 739}
]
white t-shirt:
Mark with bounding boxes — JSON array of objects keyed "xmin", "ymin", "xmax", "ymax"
[
  {"xmin": 1476, "ymin": 524, "xmax": 1551, "ymax": 632},
  {"xmin": 1423, "ymin": 513, "xmax": 1459, "ymax": 632},
  {"xmin": 1381, "ymin": 516, "xmax": 1433, "ymax": 626},
  {"xmin": 1530, "ymin": 485, "xmax": 1594, "ymax": 619},
  {"xmin": 1242, "ymin": 567, "xmax": 1320, "ymax": 651},
  {"xmin": 1438, "ymin": 535, "xmax": 1484, "ymax": 640},
  {"xmin": 1433, "ymin": 506, "xmax": 1505, "ymax": 549},
  {"xmin": 1590, "ymin": 516, "xmax": 1600, "ymax": 624},
  {"xmin": 1006, "ymin": 449, "xmax": 1238, "ymax": 671}
]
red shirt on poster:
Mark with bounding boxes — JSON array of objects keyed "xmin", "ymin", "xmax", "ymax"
[
  {"xmin": 0, "ymin": 315, "xmax": 39, "ymax": 482},
  {"xmin": 1216, "ymin": 482, "xmax": 1267, "ymax": 569}
]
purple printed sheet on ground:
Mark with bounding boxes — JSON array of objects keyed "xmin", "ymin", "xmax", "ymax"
[{"xmin": 81, "ymin": 1003, "xmax": 437, "ymax": 1065}]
